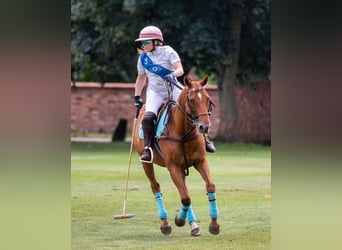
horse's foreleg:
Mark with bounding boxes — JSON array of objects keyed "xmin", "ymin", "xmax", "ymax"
[
  {"xmin": 175, "ymin": 204, "xmax": 187, "ymax": 227},
  {"xmin": 175, "ymin": 204, "xmax": 201, "ymax": 236},
  {"xmin": 169, "ymin": 166, "xmax": 189, "ymax": 226},
  {"xmin": 207, "ymin": 192, "xmax": 220, "ymax": 235},
  {"xmin": 195, "ymin": 160, "xmax": 220, "ymax": 235},
  {"xmin": 142, "ymin": 163, "xmax": 171, "ymax": 235},
  {"xmin": 169, "ymin": 166, "xmax": 201, "ymax": 236},
  {"xmin": 187, "ymin": 205, "xmax": 201, "ymax": 236}
]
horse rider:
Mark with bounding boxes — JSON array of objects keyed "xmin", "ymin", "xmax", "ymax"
[{"xmin": 133, "ymin": 25, "xmax": 216, "ymax": 163}]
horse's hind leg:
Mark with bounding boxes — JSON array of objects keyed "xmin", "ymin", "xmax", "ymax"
[{"xmin": 141, "ymin": 162, "xmax": 171, "ymax": 235}]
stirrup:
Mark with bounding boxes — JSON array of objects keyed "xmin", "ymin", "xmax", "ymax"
[{"xmin": 140, "ymin": 146, "xmax": 153, "ymax": 163}]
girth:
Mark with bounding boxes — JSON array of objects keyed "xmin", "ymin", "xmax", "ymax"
[{"xmin": 158, "ymin": 128, "xmax": 200, "ymax": 176}]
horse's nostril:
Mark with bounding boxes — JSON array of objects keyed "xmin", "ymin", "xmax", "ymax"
[{"xmin": 199, "ymin": 124, "xmax": 209, "ymax": 133}]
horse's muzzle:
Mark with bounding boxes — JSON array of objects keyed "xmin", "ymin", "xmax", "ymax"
[{"xmin": 198, "ymin": 123, "xmax": 210, "ymax": 134}]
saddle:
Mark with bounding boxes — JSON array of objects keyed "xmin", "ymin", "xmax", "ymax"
[{"xmin": 138, "ymin": 99, "xmax": 176, "ymax": 159}]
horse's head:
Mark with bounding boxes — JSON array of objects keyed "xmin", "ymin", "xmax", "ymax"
[{"xmin": 183, "ymin": 76, "xmax": 215, "ymax": 134}]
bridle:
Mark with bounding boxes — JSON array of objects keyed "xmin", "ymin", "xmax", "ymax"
[
  {"xmin": 183, "ymin": 86, "xmax": 215, "ymax": 128},
  {"xmin": 165, "ymin": 81, "xmax": 215, "ymax": 126}
]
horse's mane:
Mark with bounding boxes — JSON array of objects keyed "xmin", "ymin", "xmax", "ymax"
[{"xmin": 176, "ymin": 86, "xmax": 187, "ymax": 107}]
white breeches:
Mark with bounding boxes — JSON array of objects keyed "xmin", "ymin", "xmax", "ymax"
[{"xmin": 145, "ymin": 86, "xmax": 182, "ymax": 116}]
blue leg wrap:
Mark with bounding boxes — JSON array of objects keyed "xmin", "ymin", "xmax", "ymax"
[
  {"xmin": 187, "ymin": 205, "xmax": 197, "ymax": 223},
  {"xmin": 207, "ymin": 192, "xmax": 219, "ymax": 219},
  {"xmin": 178, "ymin": 205, "xmax": 188, "ymax": 220},
  {"xmin": 155, "ymin": 192, "xmax": 168, "ymax": 220}
]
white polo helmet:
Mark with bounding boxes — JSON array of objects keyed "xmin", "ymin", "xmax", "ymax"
[{"xmin": 135, "ymin": 26, "xmax": 164, "ymax": 42}]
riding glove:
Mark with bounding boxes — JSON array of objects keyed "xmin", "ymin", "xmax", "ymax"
[
  {"xmin": 134, "ymin": 96, "xmax": 143, "ymax": 109},
  {"xmin": 164, "ymin": 73, "xmax": 177, "ymax": 85}
]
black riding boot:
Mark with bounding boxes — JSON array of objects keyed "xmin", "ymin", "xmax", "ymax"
[
  {"xmin": 204, "ymin": 135, "xmax": 216, "ymax": 153},
  {"xmin": 140, "ymin": 111, "xmax": 156, "ymax": 163}
]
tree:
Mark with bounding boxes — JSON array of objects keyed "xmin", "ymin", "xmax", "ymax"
[
  {"xmin": 175, "ymin": 0, "xmax": 270, "ymax": 141},
  {"xmin": 215, "ymin": 5, "xmax": 242, "ymax": 142},
  {"xmin": 71, "ymin": 0, "xmax": 138, "ymax": 83},
  {"xmin": 71, "ymin": 0, "xmax": 270, "ymax": 141}
]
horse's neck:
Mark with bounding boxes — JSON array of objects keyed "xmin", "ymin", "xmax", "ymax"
[{"xmin": 171, "ymin": 101, "xmax": 195, "ymax": 136}]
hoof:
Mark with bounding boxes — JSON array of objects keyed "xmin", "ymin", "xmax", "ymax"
[
  {"xmin": 174, "ymin": 215, "xmax": 186, "ymax": 227},
  {"xmin": 191, "ymin": 227, "xmax": 202, "ymax": 236},
  {"xmin": 209, "ymin": 224, "xmax": 220, "ymax": 235},
  {"xmin": 160, "ymin": 221, "xmax": 172, "ymax": 235}
]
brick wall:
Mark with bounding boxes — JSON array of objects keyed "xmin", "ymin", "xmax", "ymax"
[{"xmin": 71, "ymin": 82, "xmax": 270, "ymax": 143}]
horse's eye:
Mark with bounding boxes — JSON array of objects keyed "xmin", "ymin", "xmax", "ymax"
[{"xmin": 189, "ymin": 99, "xmax": 195, "ymax": 105}]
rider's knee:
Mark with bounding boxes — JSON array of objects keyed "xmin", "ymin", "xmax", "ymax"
[{"xmin": 142, "ymin": 111, "xmax": 156, "ymax": 131}]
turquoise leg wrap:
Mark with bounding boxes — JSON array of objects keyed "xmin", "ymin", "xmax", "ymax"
[
  {"xmin": 187, "ymin": 205, "xmax": 197, "ymax": 223},
  {"xmin": 207, "ymin": 192, "xmax": 219, "ymax": 219},
  {"xmin": 155, "ymin": 192, "xmax": 168, "ymax": 220},
  {"xmin": 179, "ymin": 205, "xmax": 188, "ymax": 220}
]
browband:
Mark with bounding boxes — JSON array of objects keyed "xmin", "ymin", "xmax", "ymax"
[{"xmin": 186, "ymin": 86, "xmax": 205, "ymax": 93}]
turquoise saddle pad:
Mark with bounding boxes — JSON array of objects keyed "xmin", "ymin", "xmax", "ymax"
[{"xmin": 139, "ymin": 107, "xmax": 169, "ymax": 139}]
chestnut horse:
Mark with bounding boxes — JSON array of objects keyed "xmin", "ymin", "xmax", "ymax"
[{"xmin": 133, "ymin": 76, "xmax": 219, "ymax": 236}]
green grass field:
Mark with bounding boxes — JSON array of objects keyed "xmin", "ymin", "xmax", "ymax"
[{"xmin": 71, "ymin": 142, "xmax": 271, "ymax": 249}]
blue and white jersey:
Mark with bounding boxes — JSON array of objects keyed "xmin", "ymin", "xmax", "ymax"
[{"xmin": 137, "ymin": 45, "xmax": 181, "ymax": 94}]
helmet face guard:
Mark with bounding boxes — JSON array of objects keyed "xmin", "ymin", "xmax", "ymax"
[{"xmin": 135, "ymin": 26, "xmax": 164, "ymax": 42}]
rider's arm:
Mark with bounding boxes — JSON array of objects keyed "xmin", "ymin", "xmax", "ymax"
[
  {"xmin": 135, "ymin": 74, "xmax": 147, "ymax": 96},
  {"xmin": 172, "ymin": 61, "xmax": 184, "ymax": 78}
]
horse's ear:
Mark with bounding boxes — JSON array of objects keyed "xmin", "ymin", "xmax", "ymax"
[
  {"xmin": 184, "ymin": 76, "xmax": 191, "ymax": 87},
  {"xmin": 201, "ymin": 76, "xmax": 209, "ymax": 86}
]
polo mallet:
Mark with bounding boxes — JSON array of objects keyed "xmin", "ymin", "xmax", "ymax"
[{"xmin": 113, "ymin": 106, "xmax": 141, "ymax": 220}]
